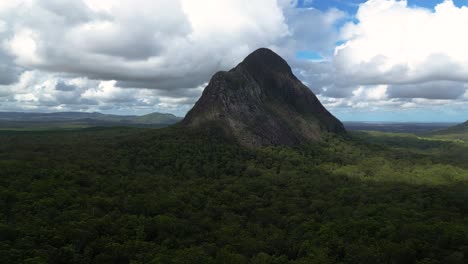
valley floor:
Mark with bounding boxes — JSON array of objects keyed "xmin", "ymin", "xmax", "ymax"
[{"xmin": 0, "ymin": 127, "xmax": 467, "ymax": 263}]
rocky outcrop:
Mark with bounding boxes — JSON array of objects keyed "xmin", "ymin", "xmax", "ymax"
[{"xmin": 181, "ymin": 48, "xmax": 345, "ymax": 146}]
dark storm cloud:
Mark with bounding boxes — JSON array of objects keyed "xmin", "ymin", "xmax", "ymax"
[
  {"xmin": 0, "ymin": 23, "xmax": 23, "ymax": 85},
  {"xmin": 55, "ymin": 81, "xmax": 77, "ymax": 91},
  {"xmin": 388, "ymin": 81, "xmax": 467, "ymax": 100},
  {"xmin": 0, "ymin": 64, "xmax": 21, "ymax": 85},
  {"xmin": 115, "ymin": 73, "xmax": 210, "ymax": 90},
  {"xmin": 157, "ymin": 87, "xmax": 204, "ymax": 98}
]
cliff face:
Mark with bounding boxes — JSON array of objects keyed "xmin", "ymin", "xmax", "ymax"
[{"xmin": 182, "ymin": 48, "xmax": 345, "ymax": 146}]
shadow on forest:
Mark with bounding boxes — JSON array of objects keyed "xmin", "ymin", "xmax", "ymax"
[{"xmin": 0, "ymin": 127, "xmax": 466, "ymax": 263}]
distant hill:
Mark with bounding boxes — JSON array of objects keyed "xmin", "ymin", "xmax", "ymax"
[
  {"xmin": 0, "ymin": 112, "xmax": 182, "ymax": 130},
  {"xmin": 182, "ymin": 48, "xmax": 345, "ymax": 147},
  {"xmin": 343, "ymin": 122, "xmax": 456, "ymax": 133},
  {"xmin": 426, "ymin": 120, "xmax": 468, "ymax": 142}
]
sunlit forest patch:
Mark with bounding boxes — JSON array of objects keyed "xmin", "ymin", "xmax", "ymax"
[{"xmin": 0, "ymin": 127, "xmax": 466, "ymax": 263}]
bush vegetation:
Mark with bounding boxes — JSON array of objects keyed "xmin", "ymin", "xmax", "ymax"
[{"xmin": 0, "ymin": 127, "xmax": 466, "ymax": 263}]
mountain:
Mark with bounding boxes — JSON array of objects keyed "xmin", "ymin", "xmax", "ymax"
[
  {"xmin": 343, "ymin": 121, "xmax": 457, "ymax": 133},
  {"xmin": 0, "ymin": 111, "xmax": 182, "ymax": 130},
  {"xmin": 181, "ymin": 48, "xmax": 345, "ymax": 146},
  {"xmin": 426, "ymin": 120, "xmax": 468, "ymax": 142},
  {"xmin": 122, "ymin": 112, "xmax": 182, "ymax": 125}
]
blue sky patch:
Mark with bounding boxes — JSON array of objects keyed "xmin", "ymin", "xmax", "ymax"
[
  {"xmin": 299, "ymin": 0, "xmax": 468, "ymax": 13},
  {"xmin": 296, "ymin": 50, "xmax": 324, "ymax": 61}
]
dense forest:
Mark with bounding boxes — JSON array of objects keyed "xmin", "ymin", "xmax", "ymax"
[{"xmin": 0, "ymin": 126, "xmax": 467, "ymax": 263}]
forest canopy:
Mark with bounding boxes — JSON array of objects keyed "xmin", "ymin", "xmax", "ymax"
[{"xmin": 0, "ymin": 127, "xmax": 467, "ymax": 264}]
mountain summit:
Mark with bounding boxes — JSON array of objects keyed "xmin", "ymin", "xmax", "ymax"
[{"xmin": 182, "ymin": 48, "xmax": 345, "ymax": 146}]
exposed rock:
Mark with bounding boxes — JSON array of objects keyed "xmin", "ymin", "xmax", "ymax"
[{"xmin": 181, "ymin": 48, "xmax": 345, "ymax": 146}]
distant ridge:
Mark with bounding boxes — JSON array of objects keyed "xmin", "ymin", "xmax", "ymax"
[
  {"xmin": 182, "ymin": 48, "xmax": 345, "ymax": 146},
  {"xmin": 0, "ymin": 111, "xmax": 182, "ymax": 127},
  {"xmin": 426, "ymin": 120, "xmax": 468, "ymax": 141},
  {"xmin": 428, "ymin": 120, "xmax": 468, "ymax": 134},
  {"xmin": 343, "ymin": 121, "xmax": 457, "ymax": 133}
]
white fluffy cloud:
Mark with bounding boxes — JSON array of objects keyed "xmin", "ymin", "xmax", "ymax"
[
  {"xmin": 337, "ymin": 0, "xmax": 468, "ymax": 83},
  {"xmin": 0, "ymin": 71, "xmax": 197, "ymax": 115},
  {"xmin": 289, "ymin": 0, "xmax": 467, "ymax": 121},
  {"xmin": 2, "ymin": 0, "xmax": 289, "ymax": 90},
  {"xmin": 0, "ymin": 0, "xmax": 466, "ymax": 119},
  {"xmin": 320, "ymin": 0, "xmax": 468, "ymax": 99},
  {"xmin": 0, "ymin": 0, "xmax": 344, "ymax": 114}
]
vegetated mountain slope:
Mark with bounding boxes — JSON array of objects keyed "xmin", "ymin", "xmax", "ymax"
[
  {"xmin": 131, "ymin": 112, "xmax": 182, "ymax": 124},
  {"xmin": 182, "ymin": 48, "xmax": 345, "ymax": 146},
  {"xmin": 426, "ymin": 120, "xmax": 468, "ymax": 142}
]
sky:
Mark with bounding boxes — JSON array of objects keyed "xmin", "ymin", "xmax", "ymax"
[{"xmin": 0, "ymin": 0, "xmax": 467, "ymax": 122}]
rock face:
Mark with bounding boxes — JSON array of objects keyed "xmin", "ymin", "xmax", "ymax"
[{"xmin": 181, "ymin": 48, "xmax": 345, "ymax": 146}]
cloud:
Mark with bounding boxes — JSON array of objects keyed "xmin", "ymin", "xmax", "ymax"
[
  {"xmin": 0, "ymin": 3, "xmax": 25, "ymax": 85},
  {"xmin": 0, "ymin": 0, "xmax": 344, "ymax": 114},
  {"xmin": 287, "ymin": 0, "xmax": 468, "ymax": 116},
  {"xmin": 0, "ymin": 70, "xmax": 200, "ymax": 115},
  {"xmin": 0, "ymin": 52, "xmax": 21, "ymax": 85},
  {"xmin": 282, "ymin": 6, "xmax": 346, "ymax": 54},
  {"xmin": 322, "ymin": 0, "xmax": 468, "ymax": 97},
  {"xmin": 387, "ymin": 81, "xmax": 467, "ymax": 99},
  {"xmin": 55, "ymin": 81, "xmax": 77, "ymax": 92},
  {"xmin": 0, "ymin": 0, "xmax": 466, "ymax": 120},
  {"xmin": 1, "ymin": 0, "xmax": 289, "ymax": 92}
]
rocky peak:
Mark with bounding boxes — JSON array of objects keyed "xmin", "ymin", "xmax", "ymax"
[
  {"xmin": 181, "ymin": 48, "xmax": 345, "ymax": 147},
  {"xmin": 235, "ymin": 48, "xmax": 293, "ymax": 76}
]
